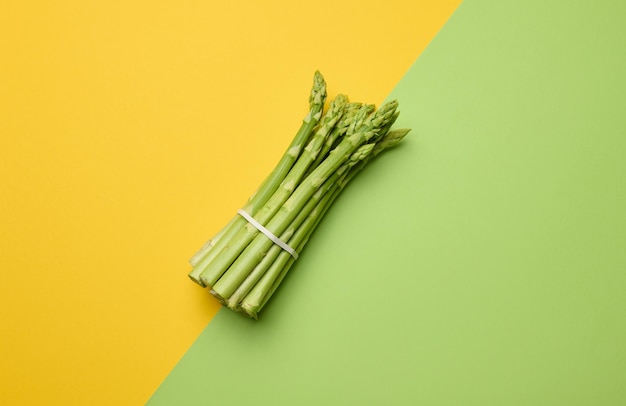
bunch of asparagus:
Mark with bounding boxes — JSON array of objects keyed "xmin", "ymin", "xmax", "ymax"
[{"xmin": 189, "ymin": 71, "xmax": 410, "ymax": 318}]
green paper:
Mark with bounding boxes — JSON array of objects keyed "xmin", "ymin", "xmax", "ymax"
[{"xmin": 149, "ymin": 0, "xmax": 626, "ymax": 404}]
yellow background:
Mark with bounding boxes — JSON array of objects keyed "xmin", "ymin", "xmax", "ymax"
[{"xmin": 0, "ymin": 1, "xmax": 460, "ymax": 404}]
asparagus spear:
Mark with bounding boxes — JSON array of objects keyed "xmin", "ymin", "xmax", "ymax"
[
  {"xmin": 188, "ymin": 217, "xmax": 236, "ymax": 267},
  {"xmin": 188, "ymin": 71, "xmax": 327, "ymax": 285},
  {"xmin": 240, "ymin": 128, "xmax": 411, "ymax": 318},
  {"xmin": 209, "ymin": 101, "xmax": 399, "ymax": 298},
  {"xmin": 343, "ymin": 128, "xmax": 411, "ymax": 185}
]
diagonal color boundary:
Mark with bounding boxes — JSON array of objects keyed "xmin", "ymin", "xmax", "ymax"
[{"xmin": 148, "ymin": 0, "xmax": 626, "ymax": 404}]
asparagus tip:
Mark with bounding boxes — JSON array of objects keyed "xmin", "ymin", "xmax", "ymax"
[{"xmin": 309, "ymin": 71, "xmax": 327, "ymax": 106}]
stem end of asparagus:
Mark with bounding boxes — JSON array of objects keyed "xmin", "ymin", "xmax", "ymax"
[
  {"xmin": 240, "ymin": 304, "xmax": 259, "ymax": 320},
  {"xmin": 209, "ymin": 289, "xmax": 228, "ymax": 306}
]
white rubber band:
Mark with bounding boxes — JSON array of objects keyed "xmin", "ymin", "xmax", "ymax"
[{"xmin": 237, "ymin": 209, "xmax": 299, "ymax": 259}]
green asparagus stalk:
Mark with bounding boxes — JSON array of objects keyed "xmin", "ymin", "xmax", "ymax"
[
  {"xmin": 189, "ymin": 216, "xmax": 237, "ymax": 267},
  {"xmin": 209, "ymin": 101, "xmax": 399, "ymax": 299},
  {"xmin": 200, "ymin": 94, "xmax": 348, "ymax": 288},
  {"xmin": 189, "ymin": 240, "xmax": 216, "ymax": 268},
  {"xmin": 240, "ymin": 128, "xmax": 411, "ymax": 318},
  {"xmin": 188, "ymin": 71, "xmax": 327, "ymax": 285},
  {"xmin": 342, "ymin": 128, "xmax": 411, "ymax": 186},
  {"xmin": 223, "ymin": 143, "xmax": 376, "ymax": 308}
]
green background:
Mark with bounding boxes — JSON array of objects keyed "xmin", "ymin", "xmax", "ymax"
[{"xmin": 149, "ymin": 0, "xmax": 626, "ymax": 404}]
